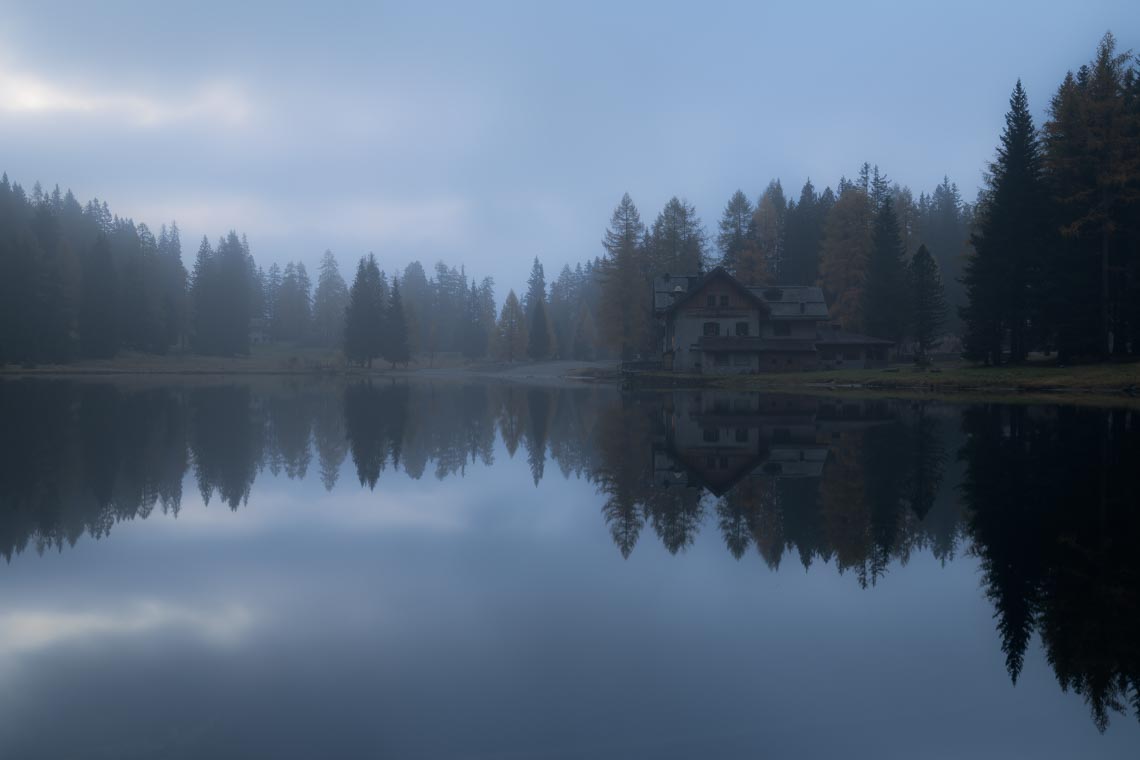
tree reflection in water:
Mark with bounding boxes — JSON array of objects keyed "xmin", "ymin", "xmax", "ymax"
[{"xmin": 0, "ymin": 378, "xmax": 1137, "ymax": 729}]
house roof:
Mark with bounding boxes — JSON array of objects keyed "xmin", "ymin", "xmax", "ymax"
[
  {"xmin": 747, "ymin": 285, "xmax": 829, "ymax": 319},
  {"xmin": 655, "ymin": 267, "xmax": 769, "ymax": 314},
  {"xmin": 654, "ymin": 269, "xmax": 829, "ymax": 320}
]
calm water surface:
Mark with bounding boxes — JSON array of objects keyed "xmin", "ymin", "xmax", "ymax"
[{"xmin": 0, "ymin": 378, "xmax": 1138, "ymax": 759}]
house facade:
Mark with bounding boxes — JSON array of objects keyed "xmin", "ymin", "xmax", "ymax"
[{"xmin": 653, "ymin": 267, "xmax": 892, "ymax": 373}]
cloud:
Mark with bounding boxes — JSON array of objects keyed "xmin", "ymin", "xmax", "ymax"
[
  {"xmin": 0, "ymin": 601, "xmax": 256, "ymax": 655},
  {"xmin": 0, "ymin": 63, "xmax": 254, "ymax": 128}
]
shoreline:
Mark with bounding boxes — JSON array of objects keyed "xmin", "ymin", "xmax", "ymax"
[{"xmin": 3, "ymin": 355, "xmax": 1138, "ymax": 404}]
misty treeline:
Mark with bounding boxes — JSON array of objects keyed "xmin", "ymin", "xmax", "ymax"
[
  {"xmin": 595, "ymin": 170, "xmax": 966, "ymax": 359},
  {"xmin": 3, "ymin": 379, "xmax": 1139, "ymax": 730},
  {"xmin": 0, "ymin": 170, "xmax": 606, "ymax": 366},
  {"xmin": 595, "ymin": 32, "xmax": 1140, "ymax": 363},
  {"xmin": 0, "ymin": 176, "xmax": 502, "ymax": 365}
]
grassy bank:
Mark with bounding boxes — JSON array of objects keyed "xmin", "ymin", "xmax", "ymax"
[
  {"xmin": 0, "ymin": 346, "xmax": 477, "ymax": 376},
  {"xmin": 706, "ymin": 359, "xmax": 1140, "ymax": 396}
]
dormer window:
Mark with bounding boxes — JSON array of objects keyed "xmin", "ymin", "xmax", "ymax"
[
  {"xmin": 719, "ymin": 295, "xmax": 729, "ymax": 307},
  {"xmin": 706, "ymin": 295, "xmax": 716, "ymax": 307}
]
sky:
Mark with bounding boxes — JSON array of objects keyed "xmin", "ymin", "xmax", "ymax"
[{"xmin": 1, "ymin": 0, "xmax": 1137, "ymax": 296}]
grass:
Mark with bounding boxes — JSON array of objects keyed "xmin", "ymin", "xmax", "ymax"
[{"xmin": 707, "ymin": 358, "xmax": 1140, "ymax": 396}]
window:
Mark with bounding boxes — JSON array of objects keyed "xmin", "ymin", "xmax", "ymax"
[
  {"xmin": 844, "ymin": 349, "xmax": 861, "ymax": 360},
  {"xmin": 735, "ymin": 322, "xmax": 749, "ymax": 336},
  {"xmin": 732, "ymin": 353, "xmax": 751, "ymax": 366},
  {"xmin": 719, "ymin": 294, "xmax": 729, "ymax": 307},
  {"xmin": 706, "ymin": 295, "xmax": 716, "ymax": 307},
  {"xmin": 706, "ymin": 455, "xmax": 717, "ymax": 469},
  {"xmin": 703, "ymin": 322, "xmax": 720, "ymax": 337},
  {"xmin": 735, "ymin": 428, "xmax": 748, "ymax": 443},
  {"xmin": 713, "ymin": 353, "xmax": 729, "ymax": 366},
  {"xmin": 773, "ymin": 322, "xmax": 791, "ymax": 337},
  {"xmin": 702, "ymin": 428, "xmax": 720, "ymax": 443}
]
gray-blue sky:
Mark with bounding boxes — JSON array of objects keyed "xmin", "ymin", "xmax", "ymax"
[{"xmin": 1, "ymin": 1, "xmax": 1136, "ymax": 295}]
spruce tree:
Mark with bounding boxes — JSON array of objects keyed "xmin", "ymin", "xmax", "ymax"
[
  {"xmin": 648, "ymin": 197, "xmax": 707, "ymax": 276},
  {"xmin": 344, "ymin": 254, "xmax": 383, "ymax": 367},
  {"xmin": 819, "ymin": 186, "xmax": 873, "ymax": 329},
  {"xmin": 495, "ymin": 290, "xmax": 527, "ymax": 361},
  {"xmin": 908, "ymin": 245, "xmax": 948, "ymax": 359},
  {"xmin": 864, "ymin": 197, "xmax": 909, "ymax": 346},
  {"xmin": 716, "ymin": 190, "xmax": 755, "ymax": 273},
  {"xmin": 312, "ymin": 250, "xmax": 348, "ymax": 348},
  {"xmin": 962, "ymin": 80, "xmax": 1048, "ymax": 364},
  {"xmin": 383, "ymin": 278, "xmax": 411, "ymax": 367},
  {"xmin": 599, "ymin": 193, "xmax": 650, "ymax": 360},
  {"xmin": 528, "ymin": 298, "xmax": 551, "ymax": 360},
  {"xmin": 80, "ymin": 233, "xmax": 118, "ymax": 358}
]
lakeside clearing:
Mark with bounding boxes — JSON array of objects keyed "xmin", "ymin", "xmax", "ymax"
[{"xmin": 3, "ymin": 349, "xmax": 1137, "ymax": 402}]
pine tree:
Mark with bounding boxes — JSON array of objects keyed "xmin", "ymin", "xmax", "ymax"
[
  {"xmin": 344, "ymin": 254, "xmax": 384, "ymax": 367},
  {"xmin": 1043, "ymin": 32, "xmax": 1139, "ymax": 357},
  {"xmin": 495, "ymin": 290, "xmax": 528, "ymax": 361},
  {"xmin": 864, "ymin": 197, "xmax": 909, "ymax": 345},
  {"xmin": 383, "ymin": 277, "xmax": 411, "ymax": 367},
  {"xmin": 754, "ymin": 180, "xmax": 787, "ymax": 281},
  {"xmin": 528, "ymin": 298, "xmax": 551, "ymax": 360},
  {"xmin": 819, "ymin": 186, "xmax": 873, "ymax": 329},
  {"xmin": 599, "ymin": 193, "xmax": 650, "ymax": 360},
  {"xmin": 783, "ymin": 179, "xmax": 828, "ymax": 286},
  {"xmin": 648, "ymin": 197, "xmax": 707, "ymax": 276},
  {"xmin": 80, "ymin": 233, "xmax": 117, "ymax": 358},
  {"xmin": 908, "ymin": 244, "xmax": 948, "ymax": 359},
  {"xmin": 312, "ymin": 250, "xmax": 348, "ymax": 348},
  {"xmin": 716, "ymin": 190, "xmax": 755, "ymax": 273},
  {"xmin": 962, "ymin": 80, "xmax": 1048, "ymax": 364}
]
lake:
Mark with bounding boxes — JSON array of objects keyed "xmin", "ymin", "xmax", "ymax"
[{"xmin": 0, "ymin": 377, "xmax": 1137, "ymax": 759}]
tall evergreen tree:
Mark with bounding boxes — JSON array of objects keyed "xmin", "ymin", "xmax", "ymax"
[
  {"xmin": 495, "ymin": 290, "xmax": 527, "ymax": 361},
  {"xmin": 864, "ymin": 197, "xmax": 909, "ymax": 345},
  {"xmin": 962, "ymin": 80, "xmax": 1048, "ymax": 364},
  {"xmin": 599, "ymin": 193, "xmax": 650, "ymax": 360},
  {"xmin": 819, "ymin": 186, "xmax": 873, "ymax": 330},
  {"xmin": 648, "ymin": 197, "xmax": 707, "ymax": 275},
  {"xmin": 754, "ymin": 180, "xmax": 787, "ymax": 281},
  {"xmin": 312, "ymin": 250, "xmax": 349, "ymax": 348},
  {"xmin": 783, "ymin": 179, "xmax": 828, "ymax": 286},
  {"xmin": 716, "ymin": 190, "xmax": 755, "ymax": 274},
  {"xmin": 908, "ymin": 245, "xmax": 948, "ymax": 359},
  {"xmin": 528, "ymin": 298, "xmax": 551, "ymax": 360},
  {"xmin": 383, "ymin": 277, "xmax": 411, "ymax": 367},
  {"xmin": 80, "ymin": 233, "xmax": 117, "ymax": 358},
  {"xmin": 344, "ymin": 254, "xmax": 384, "ymax": 367}
]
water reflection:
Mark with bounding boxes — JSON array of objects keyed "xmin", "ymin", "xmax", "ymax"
[{"xmin": 0, "ymin": 378, "xmax": 1138, "ymax": 733}]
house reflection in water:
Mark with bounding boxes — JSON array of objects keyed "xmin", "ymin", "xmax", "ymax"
[{"xmin": 653, "ymin": 391, "xmax": 892, "ymax": 497}]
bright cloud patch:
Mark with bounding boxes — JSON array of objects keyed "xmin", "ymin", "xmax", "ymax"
[
  {"xmin": 0, "ymin": 601, "xmax": 256, "ymax": 654},
  {"xmin": 0, "ymin": 66, "xmax": 253, "ymax": 127}
]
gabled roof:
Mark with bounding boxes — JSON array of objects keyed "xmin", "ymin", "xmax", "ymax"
[
  {"xmin": 657, "ymin": 267, "xmax": 769, "ymax": 315},
  {"xmin": 748, "ymin": 285, "xmax": 829, "ymax": 319}
]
